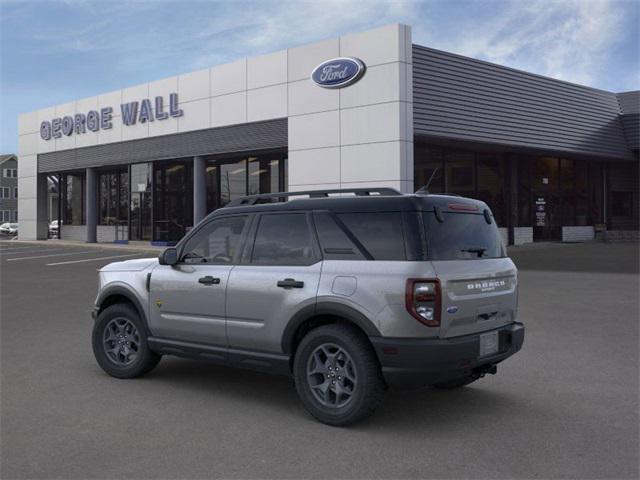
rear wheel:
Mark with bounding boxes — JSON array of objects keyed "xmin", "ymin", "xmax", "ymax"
[
  {"xmin": 92, "ymin": 303, "xmax": 161, "ymax": 379},
  {"xmin": 293, "ymin": 324, "xmax": 386, "ymax": 426}
]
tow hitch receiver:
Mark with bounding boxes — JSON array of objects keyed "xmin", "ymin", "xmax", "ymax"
[{"xmin": 472, "ymin": 364, "xmax": 497, "ymax": 379}]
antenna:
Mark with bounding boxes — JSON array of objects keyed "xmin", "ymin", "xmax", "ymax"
[{"xmin": 415, "ymin": 167, "xmax": 440, "ymax": 194}]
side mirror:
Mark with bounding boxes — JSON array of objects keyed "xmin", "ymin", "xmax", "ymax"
[{"xmin": 159, "ymin": 247, "xmax": 178, "ymax": 266}]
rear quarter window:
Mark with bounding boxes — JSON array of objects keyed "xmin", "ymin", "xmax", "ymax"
[
  {"xmin": 336, "ymin": 212, "xmax": 406, "ymax": 261},
  {"xmin": 424, "ymin": 211, "xmax": 505, "ymax": 260}
]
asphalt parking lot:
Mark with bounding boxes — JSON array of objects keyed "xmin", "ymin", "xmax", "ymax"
[{"xmin": 1, "ymin": 240, "xmax": 638, "ymax": 479}]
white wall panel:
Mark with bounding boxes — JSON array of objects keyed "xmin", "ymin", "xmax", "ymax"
[
  {"xmin": 178, "ymin": 98, "xmax": 210, "ymax": 132},
  {"xmin": 289, "ymin": 110, "xmax": 340, "ymax": 151},
  {"xmin": 18, "ymin": 112, "xmax": 38, "ymax": 135},
  {"xmin": 179, "ymin": 68, "xmax": 210, "ymax": 102},
  {"xmin": 211, "ymin": 91, "xmax": 247, "ymax": 127},
  {"xmin": 340, "ymin": 142, "xmax": 403, "ymax": 183},
  {"xmin": 288, "ymin": 79, "xmax": 339, "ymax": 116},
  {"xmin": 288, "ymin": 38, "xmax": 340, "ymax": 82},
  {"xmin": 98, "ymin": 90, "xmax": 122, "ymax": 110},
  {"xmin": 340, "ymin": 24, "xmax": 404, "ymax": 67},
  {"xmin": 288, "ymin": 147, "xmax": 340, "ymax": 185},
  {"xmin": 18, "ymin": 133, "xmax": 38, "ymax": 156},
  {"xmin": 247, "ymin": 84, "xmax": 287, "ymax": 122},
  {"xmin": 211, "ymin": 59, "xmax": 246, "ymax": 96},
  {"xmin": 248, "ymin": 50, "xmax": 287, "ymax": 89},
  {"xmin": 340, "ymin": 62, "xmax": 401, "ymax": 109},
  {"xmin": 341, "ymin": 102, "xmax": 402, "ymax": 145},
  {"xmin": 149, "ymin": 76, "xmax": 178, "ymax": 99}
]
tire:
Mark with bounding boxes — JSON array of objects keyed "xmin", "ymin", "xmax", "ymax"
[
  {"xmin": 293, "ymin": 324, "xmax": 386, "ymax": 426},
  {"xmin": 92, "ymin": 303, "xmax": 161, "ymax": 379},
  {"xmin": 433, "ymin": 376, "xmax": 477, "ymax": 389}
]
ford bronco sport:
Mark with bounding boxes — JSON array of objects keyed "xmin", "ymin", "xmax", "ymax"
[{"xmin": 91, "ymin": 188, "xmax": 524, "ymax": 426}]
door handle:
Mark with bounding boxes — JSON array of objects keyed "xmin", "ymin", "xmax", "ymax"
[
  {"xmin": 277, "ymin": 278, "xmax": 304, "ymax": 289},
  {"xmin": 198, "ymin": 276, "xmax": 220, "ymax": 286}
]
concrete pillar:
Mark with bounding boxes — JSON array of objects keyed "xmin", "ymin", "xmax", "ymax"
[
  {"xmin": 85, "ymin": 167, "xmax": 97, "ymax": 243},
  {"xmin": 36, "ymin": 174, "xmax": 49, "ymax": 239},
  {"xmin": 193, "ymin": 156, "xmax": 207, "ymax": 225}
]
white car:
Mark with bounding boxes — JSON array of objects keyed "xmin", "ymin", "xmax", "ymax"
[{"xmin": 0, "ymin": 223, "xmax": 18, "ymax": 236}]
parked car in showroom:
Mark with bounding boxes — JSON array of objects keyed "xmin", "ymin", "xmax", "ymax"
[
  {"xmin": 0, "ymin": 223, "xmax": 18, "ymax": 236},
  {"xmin": 90, "ymin": 188, "xmax": 524, "ymax": 426}
]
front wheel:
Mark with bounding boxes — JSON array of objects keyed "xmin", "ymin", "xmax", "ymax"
[
  {"xmin": 92, "ymin": 303, "xmax": 161, "ymax": 379},
  {"xmin": 293, "ymin": 324, "xmax": 386, "ymax": 426}
]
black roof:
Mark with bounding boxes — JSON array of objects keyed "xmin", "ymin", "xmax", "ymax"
[{"xmin": 207, "ymin": 189, "xmax": 489, "ymax": 220}]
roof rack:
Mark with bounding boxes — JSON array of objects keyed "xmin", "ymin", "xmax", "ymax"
[{"xmin": 226, "ymin": 187, "xmax": 402, "ymax": 207}]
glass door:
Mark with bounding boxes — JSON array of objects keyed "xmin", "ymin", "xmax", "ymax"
[
  {"xmin": 129, "ymin": 163, "xmax": 152, "ymax": 241},
  {"xmin": 532, "ymin": 157, "xmax": 561, "ymax": 241}
]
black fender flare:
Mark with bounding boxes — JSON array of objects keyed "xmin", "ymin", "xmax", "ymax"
[
  {"xmin": 281, "ymin": 301, "xmax": 381, "ymax": 354},
  {"xmin": 95, "ymin": 285, "xmax": 151, "ymax": 335}
]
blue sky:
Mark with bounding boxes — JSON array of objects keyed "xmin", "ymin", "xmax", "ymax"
[{"xmin": 1, "ymin": 0, "xmax": 638, "ymax": 153}]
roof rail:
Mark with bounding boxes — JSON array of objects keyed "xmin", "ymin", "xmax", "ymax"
[{"xmin": 226, "ymin": 187, "xmax": 402, "ymax": 207}]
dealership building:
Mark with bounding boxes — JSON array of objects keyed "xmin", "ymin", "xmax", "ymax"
[{"xmin": 17, "ymin": 24, "xmax": 639, "ymax": 245}]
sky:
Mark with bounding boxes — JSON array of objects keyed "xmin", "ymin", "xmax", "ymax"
[{"xmin": 1, "ymin": 0, "xmax": 638, "ymax": 153}]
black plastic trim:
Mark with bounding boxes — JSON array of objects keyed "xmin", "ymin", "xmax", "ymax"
[
  {"xmin": 281, "ymin": 302, "xmax": 382, "ymax": 354},
  {"xmin": 148, "ymin": 337, "xmax": 291, "ymax": 375},
  {"xmin": 94, "ymin": 285, "xmax": 151, "ymax": 335}
]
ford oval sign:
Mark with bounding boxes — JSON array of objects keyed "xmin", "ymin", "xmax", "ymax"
[{"xmin": 311, "ymin": 57, "xmax": 366, "ymax": 89}]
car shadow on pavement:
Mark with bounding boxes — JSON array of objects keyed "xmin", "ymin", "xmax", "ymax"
[{"xmin": 140, "ymin": 357, "xmax": 524, "ymax": 429}]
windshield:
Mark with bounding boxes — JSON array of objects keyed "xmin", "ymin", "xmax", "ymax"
[{"xmin": 423, "ymin": 211, "xmax": 505, "ymax": 260}]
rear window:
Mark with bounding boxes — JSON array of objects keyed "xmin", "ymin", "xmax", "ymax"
[{"xmin": 424, "ymin": 212, "xmax": 505, "ymax": 260}]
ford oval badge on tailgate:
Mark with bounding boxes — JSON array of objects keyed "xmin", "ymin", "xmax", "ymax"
[{"xmin": 446, "ymin": 306, "xmax": 459, "ymax": 314}]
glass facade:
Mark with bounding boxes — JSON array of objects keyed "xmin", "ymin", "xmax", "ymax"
[
  {"xmin": 206, "ymin": 151, "xmax": 287, "ymax": 213},
  {"xmin": 414, "ymin": 141, "xmax": 621, "ymax": 241},
  {"xmin": 98, "ymin": 169, "xmax": 128, "ymax": 225},
  {"xmin": 153, "ymin": 160, "xmax": 193, "ymax": 242},
  {"xmin": 61, "ymin": 173, "xmax": 85, "ymax": 225}
]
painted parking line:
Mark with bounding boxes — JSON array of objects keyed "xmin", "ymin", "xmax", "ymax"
[
  {"xmin": 6, "ymin": 250, "xmax": 102, "ymax": 262},
  {"xmin": 0, "ymin": 246, "xmax": 48, "ymax": 253},
  {"xmin": 1, "ymin": 247, "xmax": 81, "ymax": 256},
  {"xmin": 46, "ymin": 253, "xmax": 142, "ymax": 266}
]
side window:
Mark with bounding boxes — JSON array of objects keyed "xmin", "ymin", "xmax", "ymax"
[
  {"xmin": 337, "ymin": 212, "xmax": 406, "ymax": 260},
  {"xmin": 313, "ymin": 212, "xmax": 366, "ymax": 260},
  {"xmin": 181, "ymin": 216, "xmax": 247, "ymax": 264},
  {"xmin": 251, "ymin": 213, "xmax": 317, "ymax": 266}
]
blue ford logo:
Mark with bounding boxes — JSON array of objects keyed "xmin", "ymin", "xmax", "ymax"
[
  {"xmin": 311, "ymin": 57, "xmax": 366, "ymax": 89},
  {"xmin": 446, "ymin": 306, "xmax": 459, "ymax": 314}
]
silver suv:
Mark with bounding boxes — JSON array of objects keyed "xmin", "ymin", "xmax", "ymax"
[{"xmin": 91, "ymin": 188, "xmax": 524, "ymax": 426}]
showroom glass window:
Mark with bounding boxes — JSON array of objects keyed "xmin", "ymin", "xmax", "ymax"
[
  {"xmin": 205, "ymin": 151, "xmax": 287, "ymax": 213},
  {"xmin": 414, "ymin": 143, "xmax": 505, "ymax": 225},
  {"xmin": 154, "ymin": 160, "xmax": 193, "ymax": 242},
  {"xmin": 61, "ymin": 173, "xmax": 85, "ymax": 225},
  {"xmin": 98, "ymin": 169, "xmax": 128, "ymax": 225}
]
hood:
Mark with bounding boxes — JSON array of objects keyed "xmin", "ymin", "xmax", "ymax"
[{"xmin": 99, "ymin": 257, "xmax": 158, "ymax": 272}]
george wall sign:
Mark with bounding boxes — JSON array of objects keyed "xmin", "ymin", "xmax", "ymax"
[
  {"xmin": 40, "ymin": 93, "xmax": 184, "ymax": 140},
  {"xmin": 311, "ymin": 57, "xmax": 366, "ymax": 89}
]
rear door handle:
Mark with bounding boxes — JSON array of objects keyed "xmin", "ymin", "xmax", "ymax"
[
  {"xmin": 198, "ymin": 276, "xmax": 221, "ymax": 286},
  {"xmin": 277, "ymin": 278, "xmax": 304, "ymax": 289}
]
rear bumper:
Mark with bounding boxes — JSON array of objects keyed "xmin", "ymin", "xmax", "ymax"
[{"xmin": 370, "ymin": 322, "xmax": 524, "ymax": 389}]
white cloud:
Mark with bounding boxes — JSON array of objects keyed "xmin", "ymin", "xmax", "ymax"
[{"xmin": 414, "ymin": 0, "xmax": 636, "ymax": 89}]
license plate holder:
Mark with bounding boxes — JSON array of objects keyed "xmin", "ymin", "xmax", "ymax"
[{"xmin": 479, "ymin": 331, "xmax": 499, "ymax": 357}]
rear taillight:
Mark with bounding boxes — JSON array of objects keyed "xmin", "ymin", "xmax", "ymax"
[{"xmin": 405, "ymin": 279, "xmax": 441, "ymax": 327}]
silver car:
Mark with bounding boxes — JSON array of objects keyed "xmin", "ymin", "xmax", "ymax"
[{"xmin": 91, "ymin": 188, "xmax": 524, "ymax": 426}]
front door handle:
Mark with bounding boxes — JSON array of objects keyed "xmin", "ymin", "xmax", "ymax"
[
  {"xmin": 277, "ymin": 278, "xmax": 304, "ymax": 289},
  {"xmin": 198, "ymin": 276, "xmax": 220, "ymax": 286}
]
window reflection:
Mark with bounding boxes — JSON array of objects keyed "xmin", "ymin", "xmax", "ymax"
[{"xmin": 206, "ymin": 151, "xmax": 287, "ymax": 213}]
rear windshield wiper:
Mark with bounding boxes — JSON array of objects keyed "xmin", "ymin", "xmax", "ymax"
[{"xmin": 461, "ymin": 247, "xmax": 487, "ymax": 257}]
